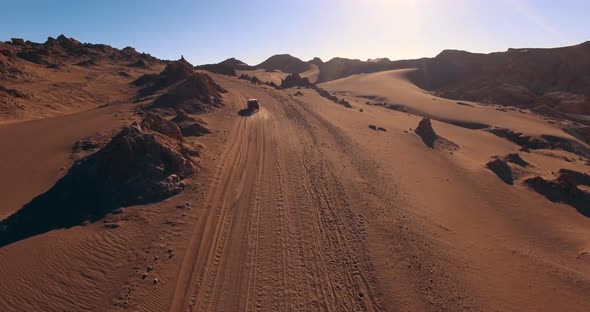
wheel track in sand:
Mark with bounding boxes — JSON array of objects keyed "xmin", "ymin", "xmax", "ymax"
[{"xmin": 169, "ymin": 80, "xmax": 383, "ymax": 311}]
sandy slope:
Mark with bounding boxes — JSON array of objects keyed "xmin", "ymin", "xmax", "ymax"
[
  {"xmin": 1, "ymin": 67, "xmax": 589, "ymax": 311},
  {"xmin": 321, "ymin": 69, "xmax": 578, "ymax": 137}
]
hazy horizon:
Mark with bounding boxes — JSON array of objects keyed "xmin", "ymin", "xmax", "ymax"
[{"xmin": 1, "ymin": 0, "xmax": 589, "ymax": 65}]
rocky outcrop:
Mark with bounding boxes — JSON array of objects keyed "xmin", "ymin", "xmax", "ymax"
[
  {"xmin": 315, "ymin": 56, "xmax": 426, "ymax": 83},
  {"xmin": 239, "ymin": 74, "xmax": 262, "ymax": 84},
  {"xmin": 140, "ymin": 112, "xmax": 183, "ymax": 141},
  {"xmin": 3, "ymin": 34, "xmax": 161, "ymax": 70},
  {"xmin": 486, "ymin": 159, "xmax": 513, "ymax": 184},
  {"xmin": 150, "ymin": 72, "xmax": 224, "ymax": 114},
  {"xmin": 557, "ymin": 169, "xmax": 590, "ymax": 187},
  {"xmin": 16, "ymin": 47, "xmax": 54, "ymax": 65},
  {"xmin": 415, "ymin": 118, "xmax": 459, "ymax": 151},
  {"xmin": 135, "ymin": 59, "xmax": 225, "ymax": 114},
  {"xmin": 10, "ymin": 38, "xmax": 26, "ymax": 46},
  {"xmin": 485, "ymin": 127, "xmax": 590, "ymax": 158},
  {"xmin": 172, "ymin": 110, "xmax": 210, "ymax": 137},
  {"xmin": 503, "ymin": 153, "xmax": 529, "ymax": 167},
  {"xmin": 415, "ymin": 118, "xmax": 438, "ymax": 147},
  {"xmin": 525, "ymin": 171, "xmax": 590, "ymax": 216},
  {"xmin": 59, "ymin": 115, "xmax": 196, "ymax": 207},
  {"xmin": 0, "ymin": 114, "xmax": 197, "ymax": 246},
  {"xmin": 279, "ymin": 73, "xmax": 313, "ymax": 89},
  {"xmin": 413, "ymin": 42, "xmax": 590, "ymax": 115}
]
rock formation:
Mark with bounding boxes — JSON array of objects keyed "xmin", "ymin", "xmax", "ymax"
[
  {"xmin": 172, "ymin": 110, "xmax": 211, "ymax": 137},
  {"xmin": 415, "ymin": 118, "xmax": 459, "ymax": 151},
  {"xmin": 0, "ymin": 114, "xmax": 197, "ymax": 246},
  {"xmin": 525, "ymin": 171, "xmax": 590, "ymax": 216},
  {"xmin": 415, "ymin": 118, "xmax": 438, "ymax": 147},
  {"xmin": 486, "ymin": 159, "xmax": 514, "ymax": 184}
]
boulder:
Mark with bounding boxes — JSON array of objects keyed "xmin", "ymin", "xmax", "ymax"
[{"xmin": 415, "ymin": 118, "xmax": 437, "ymax": 147}]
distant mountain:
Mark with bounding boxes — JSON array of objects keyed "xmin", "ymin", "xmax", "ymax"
[
  {"xmin": 254, "ymin": 54, "xmax": 309, "ymax": 74},
  {"xmin": 314, "ymin": 57, "xmax": 428, "ymax": 83},
  {"xmin": 195, "ymin": 57, "xmax": 249, "ymax": 76}
]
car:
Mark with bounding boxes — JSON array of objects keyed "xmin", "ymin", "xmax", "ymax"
[{"xmin": 247, "ymin": 99, "xmax": 260, "ymax": 112}]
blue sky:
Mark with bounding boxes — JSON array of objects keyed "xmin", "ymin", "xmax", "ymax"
[{"xmin": 1, "ymin": 0, "xmax": 588, "ymax": 65}]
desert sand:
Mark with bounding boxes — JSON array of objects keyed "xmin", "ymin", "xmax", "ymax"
[{"xmin": 1, "ymin": 37, "xmax": 590, "ymax": 312}]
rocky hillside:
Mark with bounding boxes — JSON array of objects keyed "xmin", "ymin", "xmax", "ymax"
[
  {"xmin": 1, "ymin": 35, "xmax": 159, "ymax": 70},
  {"xmin": 0, "ymin": 35, "xmax": 164, "ymax": 120},
  {"xmin": 134, "ymin": 57, "xmax": 225, "ymax": 114},
  {"xmin": 314, "ymin": 57, "xmax": 426, "ymax": 83},
  {"xmin": 410, "ymin": 42, "xmax": 590, "ymax": 115},
  {"xmin": 194, "ymin": 41, "xmax": 590, "ymax": 116}
]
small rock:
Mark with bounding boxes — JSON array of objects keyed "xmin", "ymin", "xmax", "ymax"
[
  {"xmin": 147, "ymin": 265, "xmax": 153, "ymax": 272},
  {"xmin": 142, "ymin": 272, "xmax": 148, "ymax": 279},
  {"xmin": 153, "ymin": 278, "xmax": 160, "ymax": 284},
  {"xmin": 377, "ymin": 127, "xmax": 387, "ymax": 132},
  {"xmin": 369, "ymin": 125, "xmax": 377, "ymax": 131},
  {"xmin": 105, "ymin": 223, "xmax": 120, "ymax": 229},
  {"xmin": 111, "ymin": 208, "xmax": 123, "ymax": 215}
]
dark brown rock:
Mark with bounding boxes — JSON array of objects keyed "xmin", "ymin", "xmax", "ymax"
[
  {"xmin": 486, "ymin": 159, "xmax": 513, "ymax": 184},
  {"xmin": 524, "ymin": 175, "xmax": 590, "ymax": 216},
  {"xmin": 415, "ymin": 118, "xmax": 437, "ymax": 147},
  {"xmin": 279, "ymin": 73, "xmax": 313, "ymax": 89},
  {"xmin": 503, "ymin": 153, "xmax": 529, "ymax": 167},
  {"xmin": 140, "ymin": 112, "xmax": 183, "ymax": 141},
  {"xmin": 0, "ymin": 115, "xmax": 197, "ymax": 247},
  {"xmin": 171, "ymin": 110, "xmax": 210, "ymax": 137}
]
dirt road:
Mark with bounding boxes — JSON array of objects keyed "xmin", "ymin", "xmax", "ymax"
[{"xmin": 170, "ymin": 79, "xmax": 384, "ymax": 311}]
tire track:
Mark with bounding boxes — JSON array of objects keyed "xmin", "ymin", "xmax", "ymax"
[{"xmin": 169, "ymin": 79, "xmax": 384, "ymax": 311}]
